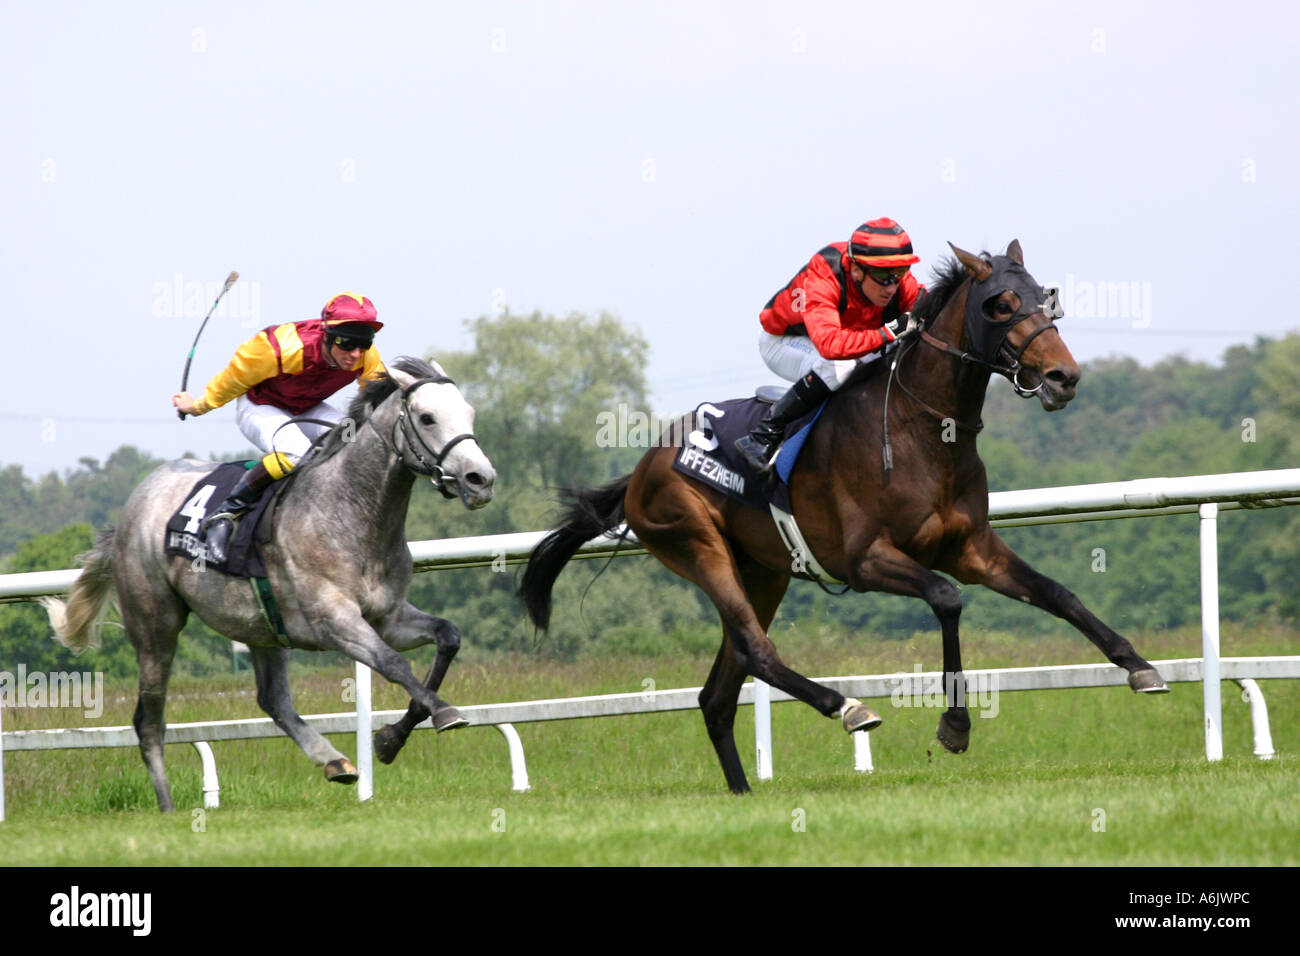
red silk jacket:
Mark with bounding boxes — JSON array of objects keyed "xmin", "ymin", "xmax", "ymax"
[{"xmin": 760, "ymin": 242, "xmax": 925, "ymax": 360}]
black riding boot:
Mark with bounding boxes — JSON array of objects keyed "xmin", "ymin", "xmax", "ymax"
[
  {"xmin": 202, "ymin": 462, "xmax": 277, "ymax": 564},
  {"xmin": 734, "ymin": 373, "xmax": 832, "ymax": 477}
]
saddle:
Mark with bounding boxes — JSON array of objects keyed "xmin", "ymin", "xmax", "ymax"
[
  {"xmin": 669, "ymin": 364, "xmax": 902, "ymax": 590},
  {"xmin": 671, "ymin": 393, "xmax": 825, "ymax": 515},
  {"xmin": 163, "ymin": 462, "xmax": 283, "ymax": 577}
]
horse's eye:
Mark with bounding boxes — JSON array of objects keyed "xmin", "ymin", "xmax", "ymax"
[
  {"xmin": 994, "ymin": 302, "xmax": 1014, "ymax": 316},
  {"xmin": 419, "ymin": 413, "xmax": 435, "ymax": 427}
]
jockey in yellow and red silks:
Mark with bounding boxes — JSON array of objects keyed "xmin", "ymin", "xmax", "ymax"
[{"xmin": 171, "ymin": 291, "xmax": 387, "ymax": 561}]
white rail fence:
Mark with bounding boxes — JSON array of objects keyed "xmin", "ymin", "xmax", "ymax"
[{"xmin": 2, "ymin": 468, "xmax": 1298, "ymax": 818}]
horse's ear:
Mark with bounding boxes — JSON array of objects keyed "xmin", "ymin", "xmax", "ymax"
[
  {"xmin": 948, "ymin": 242, "xmax": 994, "ymax": 282},
  {"xmin": 386, "ymin": 365, "xmax": 418, "ymax": 390},
  {"xmin": 1006, "ymin": 239, "xmax": 1024, "ymax": 266}
]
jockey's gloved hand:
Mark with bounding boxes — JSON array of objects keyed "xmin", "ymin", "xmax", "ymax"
[{"xmin": 883, "ymin": 312, "xmax": 920, "ymax": 342}]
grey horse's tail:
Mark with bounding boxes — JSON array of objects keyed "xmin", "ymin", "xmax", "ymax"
[
  {"xmin": 42, "ymin": 528, "xmax": 117, "ymax": 655},
  {"xmin": 518, "ymin": 475, "xmax": 632, "ymax": 631}
]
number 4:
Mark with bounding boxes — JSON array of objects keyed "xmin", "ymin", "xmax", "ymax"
[{"xmin": 180, "ymin": 484, "xmax": 217, "ymax": 533}]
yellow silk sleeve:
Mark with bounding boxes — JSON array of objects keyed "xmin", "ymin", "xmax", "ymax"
[
  {"xmin": 358, "ymin": 346, "xmax": 387, "ymax": 383},
  {"xmin": 194, "ymin": 325, "xmax": 304, "ymax": 414}
]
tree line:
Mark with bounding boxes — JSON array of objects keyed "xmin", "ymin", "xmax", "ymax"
[{"xmin": 2, "ymin": 312, "xmax": 1297, "ymax": 676}]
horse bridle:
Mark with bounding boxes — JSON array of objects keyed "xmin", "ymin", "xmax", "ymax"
[
  {"xmin": 917, "ymin": 281, "xmax": 1063, "ymax": 399},
  {"xmin": 880, "ymin": 268, "xmax": 1062, "ymax": 470},
  {"xmin": 369, "ymin": 374, "xmax": 479, "ymax": 500}
]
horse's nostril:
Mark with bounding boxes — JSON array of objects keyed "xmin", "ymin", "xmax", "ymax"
[
  {"xmin": 465, "ymin": 472, "xmax": 486, "ymax": 488},
  {"xmin": 1046, "ymin": 368, "xmax": 1079, "ymax": 389}
]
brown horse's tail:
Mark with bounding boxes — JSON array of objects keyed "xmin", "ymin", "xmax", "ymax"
[
  {"xmin": 519, "ymin": 475, "xmax": 631, "ymax": 631},
  {"xmin": 41, "ymin": 528, "xmax": 117, "ymax": 655}
]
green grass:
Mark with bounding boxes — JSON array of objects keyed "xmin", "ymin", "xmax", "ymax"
[{"xmin": 2, "ymin": 624, "xmax": 1296, "ymax": 865}]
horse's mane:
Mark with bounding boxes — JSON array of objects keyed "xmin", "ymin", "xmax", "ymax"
[
  {"xmin": 915, "ymin": 256, "xmax": 967, "ymax": 326},
  {"xmin": 291, "ymin": 355, "xmax": 447, "ymax": 476},
  {"xmin": 840, "ymin": 254, "xmax": 981, "ymax": 391}
]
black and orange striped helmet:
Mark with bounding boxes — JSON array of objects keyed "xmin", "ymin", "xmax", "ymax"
[{"xmin": 849, "ymin": 218, "xmax": 920, "ymax": 268}]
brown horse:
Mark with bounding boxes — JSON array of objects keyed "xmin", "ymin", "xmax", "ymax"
[{"xmin": 520, "ymin": 241, "xmax": 1168, "ymax": 794}]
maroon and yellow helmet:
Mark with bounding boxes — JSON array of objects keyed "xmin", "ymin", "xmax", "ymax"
[{"xmin": 321, "ymin": 291, "xmax": 383, "ymax": 331}]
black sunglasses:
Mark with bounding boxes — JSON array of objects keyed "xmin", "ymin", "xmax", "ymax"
[
  {"xmin": 330, "ymin": 335, "xmax": 371, "ymax": 352},
  {"xmin": 860, "ymin": 265, "xmax": 909, "ymax": 286}
]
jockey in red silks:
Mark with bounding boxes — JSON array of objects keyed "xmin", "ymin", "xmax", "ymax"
[
  {"xmin": 734, "ymin": 218, "xmax": 926, "ymax": 477},
  {"xmin": 171, "ymin": 291, "xmax": 387, "ymax": 561}
]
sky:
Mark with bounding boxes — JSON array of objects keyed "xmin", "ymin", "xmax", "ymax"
[{"xmin": 3, "ymin": 0, "xmax": 1298, "ymax": 477}]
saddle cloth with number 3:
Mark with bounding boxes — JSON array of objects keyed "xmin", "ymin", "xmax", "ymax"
[{"xmin": 163, "ymin": 462, "xmax": 277, "ymax": 578}]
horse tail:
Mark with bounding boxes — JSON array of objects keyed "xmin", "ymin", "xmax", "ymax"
[
  {"xmin": 41, "ymin": 528, "xmax": 117, "ymax": 655},
  {"xmin": 519, "ymin": 475, "xmax": 632, "ymax": 631}
]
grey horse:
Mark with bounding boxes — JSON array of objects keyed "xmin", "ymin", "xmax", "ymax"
[{"xmin": 43, "ymin": 357, "xmax": 496, "ymax": 812}]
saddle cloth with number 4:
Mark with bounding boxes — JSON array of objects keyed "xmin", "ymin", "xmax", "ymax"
[{"xmin": 163, "ymin": 462, "xmax": 277, "ymax": 578}]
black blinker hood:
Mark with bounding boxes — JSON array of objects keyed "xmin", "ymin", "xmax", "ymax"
[{"xmin": 964, "ymin": 256, "xmax": 1052, "ymax": 365}]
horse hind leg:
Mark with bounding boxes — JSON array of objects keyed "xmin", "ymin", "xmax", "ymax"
[
  {"xmin": 249, "ymin": 646, "xmax": 356, "ymax": 783},
  {"xmin": 374, "ymin": 611, "xmax": 464, "ymax": 765},
  {"xmin": 122, "ymin": 589, "xmax": 187, "ymax": 812},
  {"xmin": 696, "ymin": 560, "xmax": 877, "ymax": 793},
  {"xmin": 699, "ymin": 629, "xmax": 754, "ymax": 794}
]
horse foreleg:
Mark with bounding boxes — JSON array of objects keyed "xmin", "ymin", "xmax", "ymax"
[
  {"xmin": 310, "ymin": 605, "xmax": 470, "ymax": 739},
  {"xmin": 952, "ymin": 529, "xmax": 1169, "ymax": 693},
  {"xmin": 249, "ymin": 646, "xmax": 356, "ymax": 783},
  {"xmin": 850, "ymin": 540, "xmax": 971, "ymax": 752},
  {"xmin": 374, "ymin": 607, "xmax": 463, "ymax": 764}
]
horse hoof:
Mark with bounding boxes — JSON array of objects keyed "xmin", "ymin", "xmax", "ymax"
[
  {"xmin": 433, "ymin": 707, "xmax": 469, "ymax": 732},
  {"xmin": 1129, "ymin": 668, "xmax": 1170, "ymax": 693},
  {"xmin": 840, "ymin": 698, "xmax": 883, "ymax": 734},
  {"xmin": 324, "ymin": 758, "xmax": 359, "ymax": 785},
  {"xmin": 373, "ymin": 724, "xmax": 403, "ymax": 765},
  {"xmin": 936, "ymin": 713, "xmax": 970, "ymax": 754}
]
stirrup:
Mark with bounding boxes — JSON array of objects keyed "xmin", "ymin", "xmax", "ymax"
[
  {"xmin": 201, "ymin": 510, "xmax": 241, "ymax": 534},
  {"xmin": 201, "ymin": 513, "xmax": 238, "ymax": 564},
  {"xmin": 735, "ymin": 434, "xmax": 779, "ymax": 476}
]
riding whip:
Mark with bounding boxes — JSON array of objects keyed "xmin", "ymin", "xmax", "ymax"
[{"xmin": 178, "ymin": 270, "xmax": 239, "ymax": 420}]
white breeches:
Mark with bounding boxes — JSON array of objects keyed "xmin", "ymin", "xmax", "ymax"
[
  {"xmin": 235, "ymin": 396, "xmax": 346, "ymax": 467},
  {"xmin": 758, "ymin": 331, "xmax": 884, "ymax": 391}
]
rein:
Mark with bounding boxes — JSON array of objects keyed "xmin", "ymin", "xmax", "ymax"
[
  {"xmin": 919, "ymin": 313, "xmax": 1059, "ymax": 397},
  {"xmin": 880, "ymin": 329, "xmax": 983, "ymax": 473},
  {"xmin": 366, "ymin": 375, "xmax": 479, "ymax": 500},
  {"xmin": 878, "ymin": 291, "xmax": 1060, "ymax": 470}
]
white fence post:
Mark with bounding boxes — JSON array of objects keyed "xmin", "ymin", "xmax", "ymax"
[
  {"xmin": 1200, "ymin": 503, "xmax": 1223, "ymax": 762},
  {"xmin": 754, "ymin": 679, "xmax": 772, "ymax": 780},
  {"xmin": 0, "ymin": 669, "xmax": 6, "ymax": 822},
  {"xmin": 356, "ymin": 662, "xmax": 373, "ymax": 801}
]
